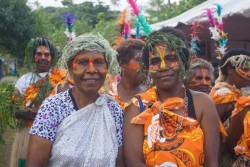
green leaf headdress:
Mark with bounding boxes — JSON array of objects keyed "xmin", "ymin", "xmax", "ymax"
[
  {"xmin": 58, "ymin": 34, "xmax": 120, "ymax": 76},
  {"xmin": 24, "ymin": 38, "xmax": 58, "ymax": 70},
  {"xmin": 142, "ymin": 31, "xmax": 190, "ymax": 80}
]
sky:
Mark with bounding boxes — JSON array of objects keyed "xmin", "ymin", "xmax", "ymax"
[{"xmin": 28, "ymin": 0, "xmax": 152, "ymax": 10}]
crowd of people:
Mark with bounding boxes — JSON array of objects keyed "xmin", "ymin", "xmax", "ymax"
[{"xmin": 7, "ymin": 25, "xmax": 250, "ymax": 167}]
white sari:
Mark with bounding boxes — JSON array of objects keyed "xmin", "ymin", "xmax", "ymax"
[{"xmin": 48, "ymin": 94, "xmax": 118, "ymax": 167}]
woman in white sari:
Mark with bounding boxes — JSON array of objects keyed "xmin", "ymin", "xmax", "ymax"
[{"xmin": 27, "ymin": 34, "xmax": 124, "ymax": 167}]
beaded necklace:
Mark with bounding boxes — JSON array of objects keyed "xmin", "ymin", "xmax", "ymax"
[{"xmin": 159, "ymin": 86, "xmax": 189, "ymax": 138}]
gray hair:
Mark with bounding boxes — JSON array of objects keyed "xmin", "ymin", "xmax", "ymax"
[{"xmin": 58, "ymin": 34, "xmax": 120, "ymax": 76}]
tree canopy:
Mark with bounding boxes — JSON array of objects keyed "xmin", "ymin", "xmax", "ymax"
[
  {"xmin": 0, "ymin": 0, "xmax": 206, "ymax": 63},
  {"xmin": 0, "ymin": 0, "xmax": 35, "ymax": 59},
  {"xmin": 146, "ymin": 0, "xmax": 206, "ymax": 23}
]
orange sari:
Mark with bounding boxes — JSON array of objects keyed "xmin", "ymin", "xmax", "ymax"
[{"xmin": 131, "ymin": 87, "xmax": 204, "ymax": 167}]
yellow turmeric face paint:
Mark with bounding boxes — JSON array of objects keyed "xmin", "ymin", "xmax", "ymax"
[
  {"xmin": 149, "ymin": 45, "xmax": 179, "ymax": 73},
  {"xmin": 188, "ymin": 68, "xmax": 212, "ymax": 87},
  {"xmin": 72, "ymin": 52, "xmax": 107, "ymax": 75},
  {"xmin": 35, "ymin": 46, "xmax": 51, "ymax": 62},
  {"xmin": 235, "ymin": 60, "xmax": 250, "ymax": 79}
]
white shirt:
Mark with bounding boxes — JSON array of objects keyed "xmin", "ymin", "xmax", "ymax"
[{"xmin": 15, "ymin": 71, "xmax": 49, "ymax": 95}]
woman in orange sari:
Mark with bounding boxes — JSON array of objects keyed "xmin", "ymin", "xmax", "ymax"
[
  {"xmin": 123, "ymin": 27, "xmax": 220, "ymax": 167},
  {"xmin": 108, "ymin": 39, "xmax": 146, "ymax": 110}
]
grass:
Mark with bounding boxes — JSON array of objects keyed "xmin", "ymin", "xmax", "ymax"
[{"xmin": 0, "ymin": 127, "xmax": 17, "ymax": 167}]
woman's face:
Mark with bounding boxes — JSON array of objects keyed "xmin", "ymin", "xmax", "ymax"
[
  {"xmin": 229, "ymin": 59, "xmax": 250, "ymax": 89},
  {"xmin": 34, "ymin": 45, "xmax": 52, "ymax": 73},
  {"xmin": 149, "ymin": 45, "xmax": 181, "ymax": 90},
  {"xmin": 235, "ymin": 59, "xmax": 250, "ymax": 80},
  {"xmin": 120, "ymin": 50, "xmax": 143, "ymax": 83},
  {"xmin": 187, "ymin": 67, "xmax": 212, "ymax": 94},
  {"xmin": 69, "ymin": 50, "xmax": 108, "ymax": 95}
]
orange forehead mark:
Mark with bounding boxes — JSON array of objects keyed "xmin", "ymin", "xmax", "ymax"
[
  {"xmin": 156, "ymin": 46, "xmax": 166, "ymax": 69},
  {"xmin": 236, "ymin": 64, "xmax": 250, "ymax": 79},
  {"xmin": 201, "ymin": 69, "xmax": 207, "ymax": 78},
  {"xmin": 188, "ymin": 68, "xmax": 212, "ymax": 87},
  {"xmin": 127, "ymin": 59, "xmax": 140, "ymax": 70},
  {"xmin": 149, "ymin": 46, "xmax": 180, "ymax": 73},
  {"xmin": 74, "ymin": 54, "xmax": 104, "ymax": 62},
  {"xmin": 35, "ymin": 46, "xmax": 51, "ymax": 62},
  {"xmin": 72, "ymin": 54, "xmax": 107, "ymax": 75}
]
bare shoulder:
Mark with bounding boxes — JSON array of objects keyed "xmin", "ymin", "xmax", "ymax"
[
  {"xmin": 189, "ymin": 90, "xmax": 217, "ymax": 122},
  {"xmin": 125, "ymin": 103, "xmax": 141, "ymax": 118},
  {"xmin": 190, "ymin": 90, "xmax": 214, "ymax": 104}
]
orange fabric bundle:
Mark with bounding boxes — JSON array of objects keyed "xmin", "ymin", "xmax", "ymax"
[
  {"xmin": 131, "ymin": 87, "xmax": 158, "ymax": 109},
  {"xmin": 210, "ymin": 82, "xmax": 241, "ymax": 104},
  {"xmin": 49, "ymin": 68, "xmax": 67, "ymax": 87},
  {"xmin": 23, "ymin": 68, "xmax": 66, "ymax": 107},
  {"xmin": 210, "ymin": 82, "xmax": 242, "ymax": 138},
  {"xmin": 232, "ymin": 96, "xmax": 250, "ymax": 117}
]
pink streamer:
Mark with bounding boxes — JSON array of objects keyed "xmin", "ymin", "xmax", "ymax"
[
  {"xmin": 123, "ymin": 21, "xmax": 131, "ymax": 37},
  {"xmin": 127, "ymin": 0, "xmax": 139, "ymax": 16},
  {"xmin": 205, "ymin": 9, "xmax": 216, "ymax": 27},
  {"xmin": 217, "ymin": 22, "xmax": 224, "ymax": 31}
]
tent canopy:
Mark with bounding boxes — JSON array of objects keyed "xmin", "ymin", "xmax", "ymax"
[{"xmin": 151, "ymin": 0, "xmax": 250, "ymax": 31}]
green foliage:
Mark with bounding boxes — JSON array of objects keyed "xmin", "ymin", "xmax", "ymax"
[
  {"xmin": 0, "ymin": 0, "xmax": 36, "ymax": 60},
  {"xmin": 0, "ymin": 0, "xmax": 118, "ymax": 65},
  {"xmin": 92, "ymin": 19, "xmax": 118, "ymax": 45},
  {"xmin": 146, "ymin": 0, "xmax": 206, "ymax": 23},
  {"xmin": 31, "ymin": 9, "xmax": 55, "ymax": 38},
  {"xmin": 0, "ymin": 0, "xmax": 204, "ymax": 67},
  {"xmin": 25, "ymin": 1, "xmax": 118, "ymax": 59},
  {"xmin": 0, "ymin": 82, "xmax": 20, "ymax": 144},
  {"xmin": 61, "ymin": 0, "xmax": 73, "ymax": 6},
  {"xmin": 0, "ymin": 76, "xmax": 18, "ymax": 87}
]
